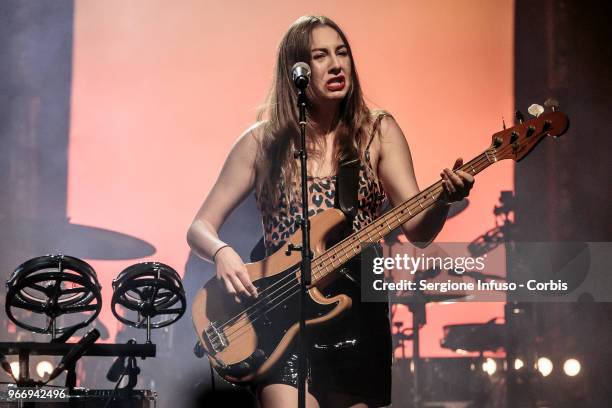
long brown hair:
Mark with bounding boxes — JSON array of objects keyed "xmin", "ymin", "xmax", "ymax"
[{"xmin": 255, "ymin": 15, "xmax": 373, "ymax": 206}]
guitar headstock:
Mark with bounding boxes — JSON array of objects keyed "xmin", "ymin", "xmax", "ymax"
[{"xmin": 488, "ymin": 104, "xmax": 569, "ymax": 162}]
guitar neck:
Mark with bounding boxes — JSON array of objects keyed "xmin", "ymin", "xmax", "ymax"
[{"xmin": 308, "ymin": 148, "xmax": 499, "ymax": 285}]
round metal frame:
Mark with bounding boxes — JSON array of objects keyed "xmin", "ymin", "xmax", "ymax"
[
  {"xmin": 111, "ymin": 262, "xmax": 185, "ymax": 340},
  {"xmin": 5, "ymin": 254, "xmax": 102, "ymax": 335}
]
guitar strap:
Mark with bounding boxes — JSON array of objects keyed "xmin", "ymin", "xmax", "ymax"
[
  {"xmin": 335, "ymin": 114, "xmax": 389, "ymax": 284},
  {"xmin": 335, "ymin": 155, "xmax": 360, "ymax": 224},
  {"xmin": 336, "ymin": 111, "xmax": 389, "ymax": 223},
  {"xmin": 334, "ymin": 155, "xmax": 364, "ymax": 286}
]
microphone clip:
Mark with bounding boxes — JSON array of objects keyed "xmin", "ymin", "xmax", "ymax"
[{"xmin": 106, "ymin": 339, "xmax": 141, "ymax": 391}]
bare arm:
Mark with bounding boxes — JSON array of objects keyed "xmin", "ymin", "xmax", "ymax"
[
  {"xmin": 376, "ymin": 116, "xmax": 474, "ymax": 246},
  {"xmin": 187, "ymin": 124, "xmax": 261, "ymax": 298}
]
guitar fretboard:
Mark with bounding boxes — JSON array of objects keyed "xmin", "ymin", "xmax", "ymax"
[{"xmin": 303, "ymin": 148, "xmax": 499, "ymax": 285}]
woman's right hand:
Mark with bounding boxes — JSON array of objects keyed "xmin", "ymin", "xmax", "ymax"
[{"xmin": 214, "ymin": 246, "xmax": 258, "ymax": 301}]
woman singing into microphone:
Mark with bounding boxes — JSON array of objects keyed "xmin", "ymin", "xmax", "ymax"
[{"xmin": 187, "ymin": 15, "xmax": 473, "ymax": 408}]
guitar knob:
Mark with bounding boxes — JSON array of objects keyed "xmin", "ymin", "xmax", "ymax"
[
  {"xmin": 528, "ymin": 104, "xmax": 544, "ymax": 118},
  {"xmin": 544, "ymin": 98, "xmax": 559, "ymax": 112},
  {"xmin": 515, "ymin": 110, "xmax": 525, "ymax": 124},
  {"xmin": 193, "ymin": 341, "xmax": 206, "ymax": 358}
]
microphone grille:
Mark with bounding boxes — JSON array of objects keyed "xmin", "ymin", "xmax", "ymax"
[{"xmin": 292, "ymin": 62, "xmax": 311, "ymax": 78}]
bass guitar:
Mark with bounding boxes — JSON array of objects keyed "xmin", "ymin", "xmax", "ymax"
[{"xmin": 192, "ymin": 107, "xmax": 569, "ymax": 383}]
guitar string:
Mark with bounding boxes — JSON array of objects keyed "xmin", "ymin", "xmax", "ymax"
[{"xmin": 212, "ymin": 149, "xmax": 497, "ymax": 344}]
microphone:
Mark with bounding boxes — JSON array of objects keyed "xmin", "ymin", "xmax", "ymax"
[
  {"xmin": 51, "ymin": 322, "xmax": 87, "ymax": 343},
  {"xmin": 0, "ymin": 353, "xmax": 17, "ymax": 382},
  {"xmin": 291, "ymin": 62, "xmax": 311, "ymax": 90},
  {"xmin": 46, "ymin": 328, "xmax": 100, "ymax": 383}
]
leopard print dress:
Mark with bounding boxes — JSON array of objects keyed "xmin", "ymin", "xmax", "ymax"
[
  {"xmin": 257, "ymin": 148, "xmax": 387, "ymax": 256},
  {"xmin": 253, "ymin": 114, "xmax": 393, "ymax": 405}
]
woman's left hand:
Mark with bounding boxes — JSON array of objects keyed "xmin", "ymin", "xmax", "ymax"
[{"xmin": 440, "ymin": 158, "xmax": 475, "ymax": 203}]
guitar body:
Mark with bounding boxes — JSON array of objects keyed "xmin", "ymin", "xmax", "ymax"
[{"xmin": 192, "ymin": 208, "xmax": 352, "ymax": 383}]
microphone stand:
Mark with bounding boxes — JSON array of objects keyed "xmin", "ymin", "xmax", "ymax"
[{"xmin": 288, "ymin": 88, "xmax": 312, "ymax": 408}]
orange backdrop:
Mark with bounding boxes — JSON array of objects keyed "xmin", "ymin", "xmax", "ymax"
[{"xmin": 68, "ymin": 0, "xmax": 514, "ymax": 356}]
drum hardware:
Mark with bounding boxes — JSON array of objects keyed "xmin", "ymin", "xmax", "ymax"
[
  {"xmin": 4, "ymin": 254, "xmax": 104, "ymax": 388},
  {"xmin": 1, "ymin": 256, "xmax": 190, "ymax": 407},
  {"xmin": 0, "ymin": 341, "xmax": 155, "ymax": 390},
  {"xmin": 106, "ymin": 339, "xmax": 142, "ymax": 391},
  {"xmin": 5, "ymin": 254, "xmax": 102, "ymax": 339},
  {"xmin": 51, "ymin": 322, "xmax": 91, "ymax": 343},
  {"xmin": 105, "ymin": 261, "xmax": 185, "ymax": 403},
  {"xmin": 111, "ymin": 262, "xmax": 186, "ymax": 344}
]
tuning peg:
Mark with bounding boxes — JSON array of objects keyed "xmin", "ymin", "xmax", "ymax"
[
  {"xmin": 544, "ymin": 98, "xmax": 559, "ymax": 112},
  {"xmin": 502, "ymin": 116, "xmax": 507, "ymax": 130},
  {"xmin": 528, "ymin": 104, "xmax": 544, "ymax": 118},
  {"xmin": 515, "ymin": 110, "xmax": 525, "ymax": 124}
]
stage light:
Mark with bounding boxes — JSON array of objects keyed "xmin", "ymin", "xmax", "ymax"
[
  {"xmin": 9, "ymin": 361, "xmax": 19, "ymax": 378},
  {"xmin": 36, "ymin": 361, "xmax": 53, "ymax": 378},
  {"xmin": 482, "ymin": 358, "xmax": 497, "ymax": 375},
  {"xmin": 563, "ymin": 359, "xmax": 581, "ymax": 376},
  {"xmin": 537, "ymin": 357, "xmax": 553, "ymax": 377},
  {"xmin": 514, "ymin": 358, "xmax": 524, "ymax": 370}
]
